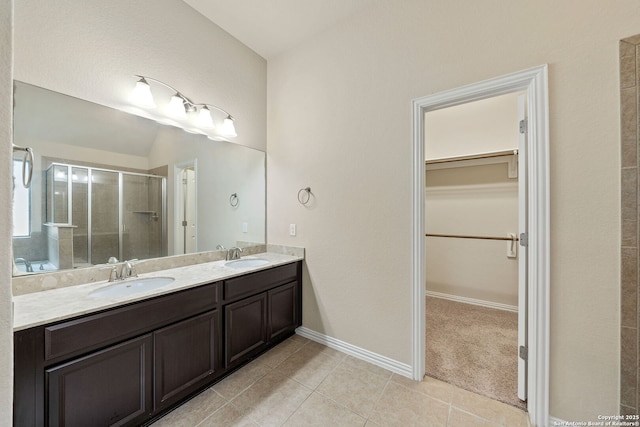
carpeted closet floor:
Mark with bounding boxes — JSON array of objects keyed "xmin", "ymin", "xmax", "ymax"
[{"xmin": 426, "ymin": 296, "xmax": 527, "ymax": 410}]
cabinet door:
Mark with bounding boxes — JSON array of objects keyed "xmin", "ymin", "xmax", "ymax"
[
  {"xmin": 225, "ymin": 293, "xmax": 267, "ymax": 367},
  {"xmin": 154, "ymin": 310, "xmax": 221, "ymax": 411},
  {"xmin": 268, "ymin": 281, "xmax": 299, "ymax": 342},
  {"xmin": 46, "ymin": 334, "xmax": 153, "ymax": 427}
]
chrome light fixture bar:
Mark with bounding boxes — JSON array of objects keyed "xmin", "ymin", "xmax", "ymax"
[{"xmin": 130, "ymin": 75, "xmax": 236, "ymax": 138}]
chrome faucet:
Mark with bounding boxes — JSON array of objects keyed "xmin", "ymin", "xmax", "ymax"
[
  {"xmin": 15, "ymin": 257, "xmax": 33, "ymax": 273},
  {"xmin": 226, "ymin": 247, "xmax": 243, "ymax": 261},
  {"xmin": 107, "ymin": 259, "xmax": 138, "ymax": 282},
  {"xmin": 121, "ymin": 259, "xmax": 138, "ymax": 279}
]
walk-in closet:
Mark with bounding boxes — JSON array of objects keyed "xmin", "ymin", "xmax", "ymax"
[{"xmin": 424, "ymin": 92, "xmax": 526, "ymax": 410}]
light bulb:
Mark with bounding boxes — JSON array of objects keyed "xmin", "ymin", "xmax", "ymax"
[
  {"xmin": 130, "ymin": 78, "xmax": 156, "ymax": 108},
  {"xmin": 166, "ymin": 94, "xmax": 187, "ymax": 119},
  {"xmin": 220, "ymin": 115, "xmax": 237, "ymax": 137},
  {"xmin": 196, "ymin": 106, "xmax": 214, "ymax": 128}
]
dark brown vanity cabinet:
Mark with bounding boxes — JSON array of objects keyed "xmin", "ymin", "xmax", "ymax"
[
  {"xmin": 14, "ymin": 260, "xmax": 302, "ymax": 426},
  {"xmin": 223, "ymin": 262, "xmax": 301, "ymax": 368}
]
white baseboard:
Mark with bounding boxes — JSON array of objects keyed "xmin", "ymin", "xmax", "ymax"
[
  {"xmin": 426, "ymin": 290, "xmax": 518, "ymax": 313},
  {"xmin": 295, "ymin": 326, "xmax": 413, "ymax": 379}
]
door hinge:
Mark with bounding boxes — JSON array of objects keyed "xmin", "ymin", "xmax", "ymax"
[
  {"xmin": 519, "ymin": 232, "xmax": 528, "ymax": 247},
  {"xmin": 519, "ymin": 345, "xmax": 528, "ymax": 361},
  {"xmin": 519, "ymin": 119, "xmax": 527, "ymax": 134},
  {"xmin": 182, "ymin": 220, "xmax": 188, "ymax": 227}
]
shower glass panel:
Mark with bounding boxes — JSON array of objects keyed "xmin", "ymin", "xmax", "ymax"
[
  {"xmin": 91, "ymin": 170, "xmax": 120, "ymax": 265},
  {"xmin": 122, "ymin": 174, "xmax": 165, "ymax": 261},
  {"xmin": 72, "ymin": 167, "xmax": 89, "ymax": 266},
  {"xmin": 46, "ymin": 164, "xmax": 69, "ymax": 223},
  {"xmin": 44, "ymin": 162, "xmax": 166, "ymax": 268}
]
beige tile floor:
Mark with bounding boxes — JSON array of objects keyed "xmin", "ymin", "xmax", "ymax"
[{"xmin": 151, "ymin": 335, "xmax": 531, "ymax": 427}]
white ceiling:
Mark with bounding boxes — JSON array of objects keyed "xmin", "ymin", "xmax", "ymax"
[{"xmin": 182, "ymin": 0, "xmax": 370, "ymax": 59}]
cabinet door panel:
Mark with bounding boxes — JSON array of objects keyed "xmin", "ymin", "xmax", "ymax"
[
  {"xmin": 225, "ymin": 293, "xmax": 267, "ymax": 367},
  {"xmin": 46, "ymin": 334, "xmax": 152, "ymax": 427},
  {"xmin": 154, "ymin": 310, "xmax": 221, "ymax": 411},
  {"xmin": 268, "ymin": 282, "xmax": 299, "ymax": 342}
]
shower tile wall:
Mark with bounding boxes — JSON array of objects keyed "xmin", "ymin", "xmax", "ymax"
[
  {"xmin": 122, "ymin": 175, "xmax": 163, "ymax": 261},
  {"xmin": 620, "ymin": 34, "xmax": 640, "ymax": 416}
]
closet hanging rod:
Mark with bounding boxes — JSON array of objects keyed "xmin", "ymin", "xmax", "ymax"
[
  {"xmin": 425, "ymin": 149, "xmax": 517, "ymax": 165},
  {"xmin": 426, "ymin": 233, "xmax": 519, "ymax": 242}
]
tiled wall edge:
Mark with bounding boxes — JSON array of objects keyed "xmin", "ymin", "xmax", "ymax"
[{"xmin": 295, "ymin": 326, "xmax": 412, "ymax": 378}]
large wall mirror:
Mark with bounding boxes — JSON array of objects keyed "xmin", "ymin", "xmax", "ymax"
[{"xmin": 12, "ymin": 81, "xmax": 265, "ymax": 275}]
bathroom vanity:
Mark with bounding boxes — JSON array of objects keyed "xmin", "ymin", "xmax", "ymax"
[{"xmin": 13, "ymin": 255, "xmax": 302, "ymax": 426}]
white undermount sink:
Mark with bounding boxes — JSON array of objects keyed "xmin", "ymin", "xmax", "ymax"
[
  {"xmin": 224, "ymin": 258, "xmax": 270, "ymax": 269},
  {"xmin": 89, "ymin": 276, "xmax": 175, "ymax": 298}
]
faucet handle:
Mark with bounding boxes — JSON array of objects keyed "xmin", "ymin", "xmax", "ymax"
[
  {"xmin": 108, "ymin": 265, "xmax": 118, "ymax": 282},
  {"xmin": 226, "ymin": 247, "xmax": 243, "ymax": 261}
]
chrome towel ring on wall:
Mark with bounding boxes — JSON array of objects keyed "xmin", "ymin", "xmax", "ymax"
[
  {"xmin": 229, "ymin": 193, "xmax": 239, "ymax": 207},
  {"xmin": 297, "ymin": 187, "xmax": 311, "ymax": 205},
  {"xmin": 12, "ymin": 144, "xmax": 34, "ymax": 188}
]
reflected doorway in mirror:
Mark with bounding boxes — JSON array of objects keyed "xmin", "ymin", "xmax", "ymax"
[{"xmin": 175, "ymin": 160, "xmax": 197, "ymax": 255}]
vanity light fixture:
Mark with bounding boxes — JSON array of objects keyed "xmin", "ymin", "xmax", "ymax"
[
  {"xmin": 220, "ymin": 115, "xmax": 237, "ymax": 137},
  {"xmin": 166, "ymin": 93, "xmax": 189, "ymax": 119},
  {"xmin": 130, "ymin": 77, "xmax": 156, "ymax": 108},
  {"xmin": 196, "ymin": 106, "xmax": 214, "ymax": 128},
  {"xmin": 130, "ymin": 75, "xmax": 236, "ymax": 138}
]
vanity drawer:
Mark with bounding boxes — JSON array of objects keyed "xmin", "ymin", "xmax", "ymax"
[
  {"xmin": 44, "ymin": 282, "xmax": 220, "ymax": 362},
  {"xmin": 223, "ymin": 263, "xmax": 298, "ymax": 302}
]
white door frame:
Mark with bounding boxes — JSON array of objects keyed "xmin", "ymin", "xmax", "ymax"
[
  {"xmin": 174, "ymin": 159, "xmax": 198, "ymax": 255},
  {"xmin": 411, "ymin": 65, "xmax": 550, "ymax": 426}
]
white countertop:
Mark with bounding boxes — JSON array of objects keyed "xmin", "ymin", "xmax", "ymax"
[{"xmin": 13, "ymin": 252, "xmax": 303, "ymax": 331}]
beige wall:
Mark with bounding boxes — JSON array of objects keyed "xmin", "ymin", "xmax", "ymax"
[
  {"xmin": 425, "ymin": 92, "xmax": 520, "ymax": 159},
  {"xmin": 0, "ymin": 0, "xmax": 12, "ymax": 424},
  {"xmin": 426, "ymin": 164, "xmax": 519, "ymax": 307},
  {"xmin": 267, "ymin": 0, "xmax": 640, "ymax": 421}
]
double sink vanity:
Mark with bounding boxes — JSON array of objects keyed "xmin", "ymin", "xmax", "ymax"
[{"xmin": 13, "ymin": 249, "xmax": 304, "ymax": 426}]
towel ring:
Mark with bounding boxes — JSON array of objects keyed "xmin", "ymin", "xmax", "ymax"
[
  {"xmin": 229, "ymin": 193, "xmax": 239, "ymax": 207},
  {"xmin": 13, "ymin": 145, "xmax": 34, "ymax": 188},
  {"xmin": 297, "ymin": 187, "xmax": 311, "ymax": 205}
]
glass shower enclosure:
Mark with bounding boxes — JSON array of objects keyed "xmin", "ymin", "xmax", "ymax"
[{"xmin": 46, "ymin": 163, "xmax": 166, "ymax": 268}]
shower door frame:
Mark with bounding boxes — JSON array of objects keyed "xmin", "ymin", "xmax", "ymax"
[{"xmin": 48, "ymin": 162, "xmax": 166, "ymax": 265}]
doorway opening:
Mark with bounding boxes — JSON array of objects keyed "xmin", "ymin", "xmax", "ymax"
[
  {"xmin": 411, "ymin": 65, "xmax": 550, "ymax": 426},
  {"xmin": 424, "ymin": 92, "xmax": 526, "ymax": 410},
  {"xmin": 174, "ymin": 160, "xmax": 197, "ymax": 255}
]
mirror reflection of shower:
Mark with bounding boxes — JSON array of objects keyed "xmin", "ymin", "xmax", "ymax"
[
  {"xmin": 176, "ymin": 161, "xmax": 197, "ymax": 254},
  {"xmin": 43, "ymin": 163, "xmax": 167, "ymax": 270}
]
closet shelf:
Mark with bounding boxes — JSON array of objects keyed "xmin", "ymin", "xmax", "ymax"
[
  {"xmin": 425, "ymin": 149, "xmax": 518, "ymax": 178},
  {"xmin": 425, "ymin": 149, "xmax": 517, "ymax": 165}
]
